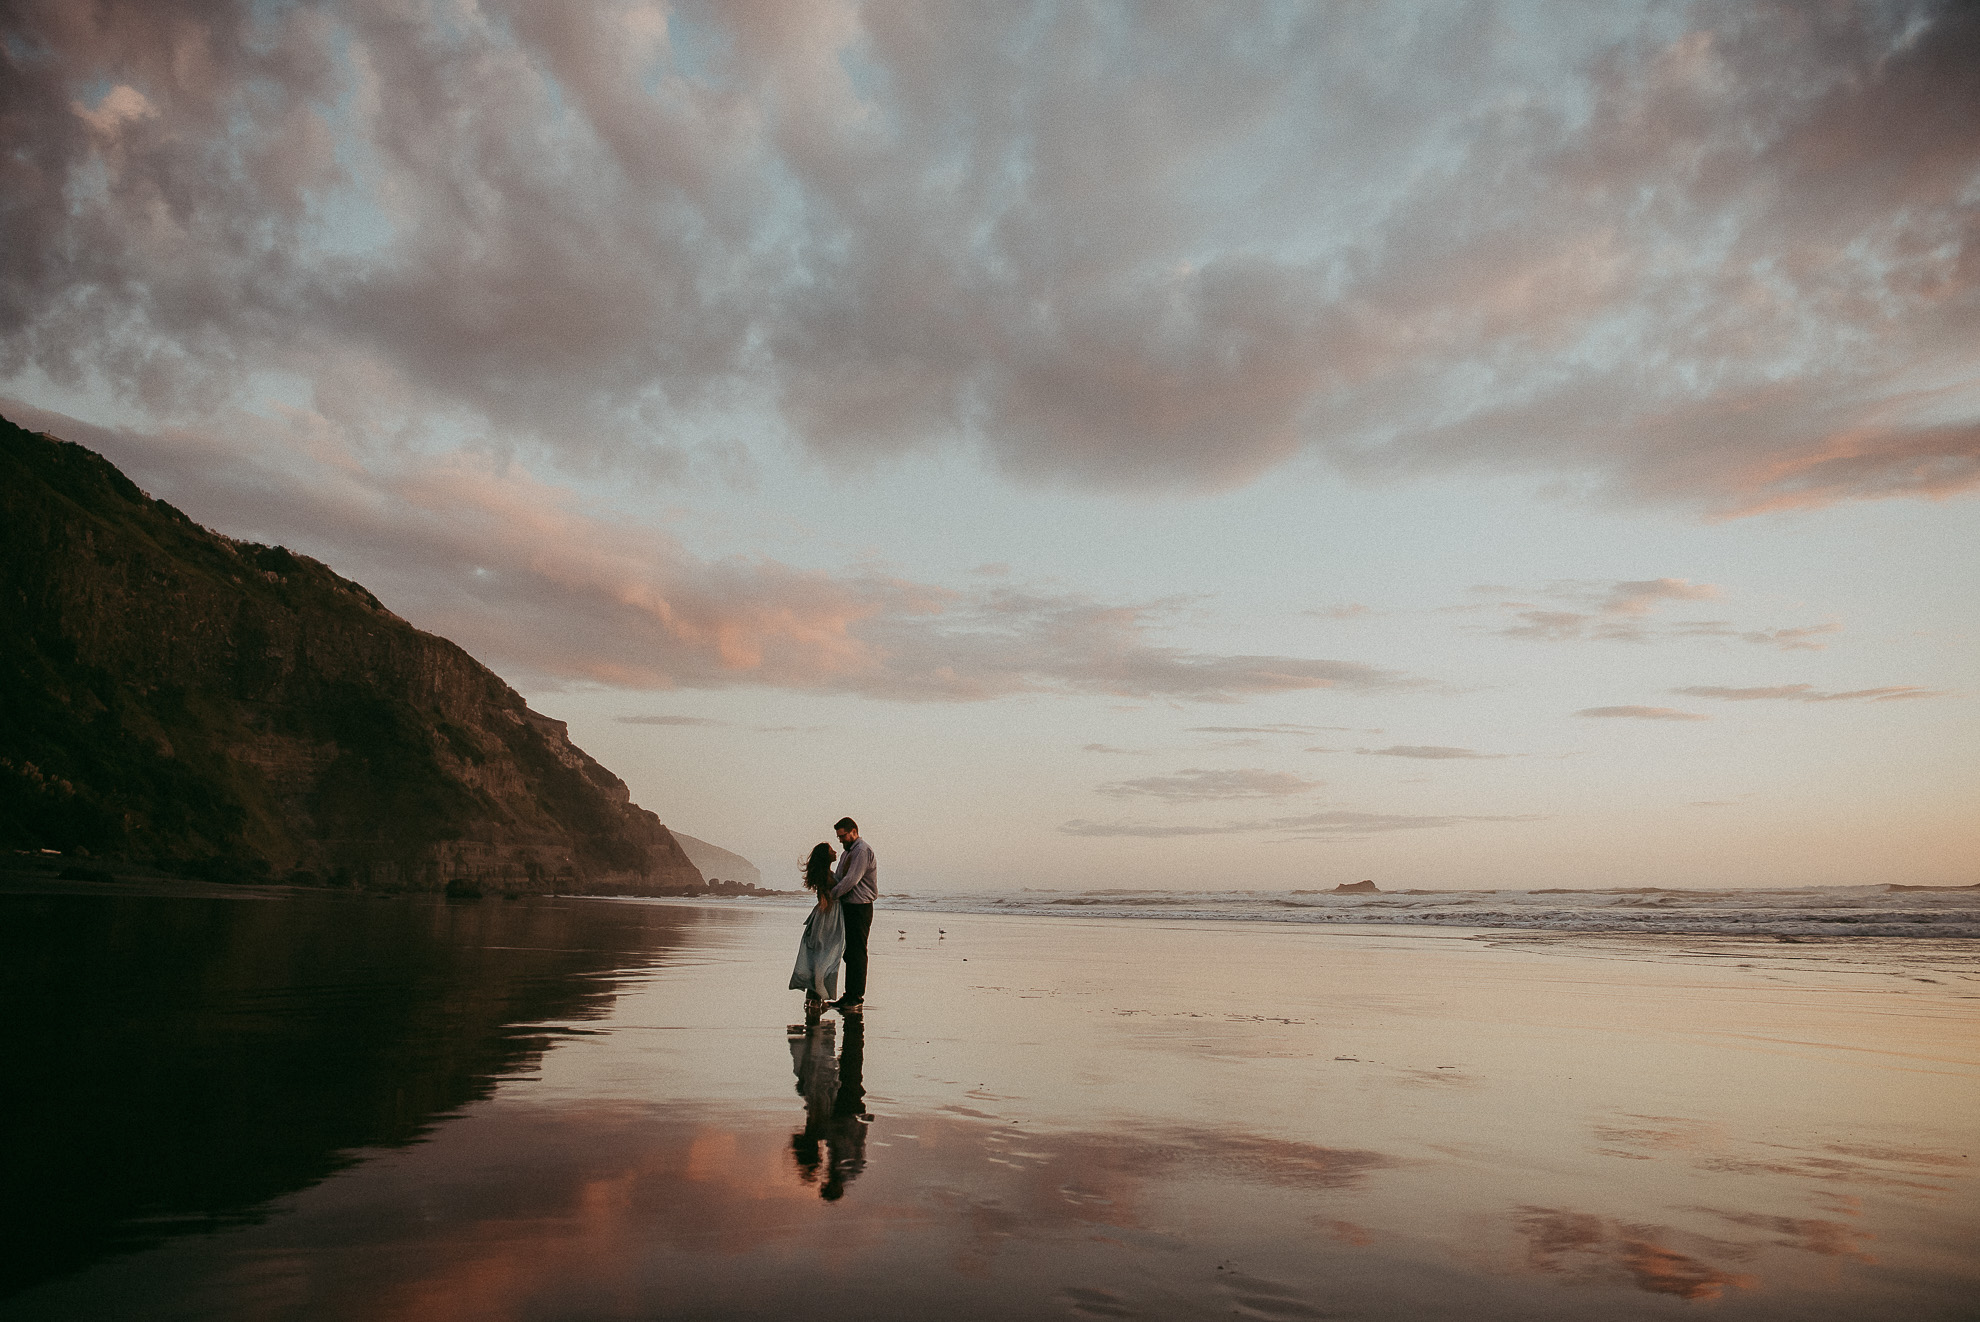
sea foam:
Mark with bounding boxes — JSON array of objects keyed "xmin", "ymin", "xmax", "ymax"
[{"xmin": 881, "ymin": 883, "xmax": 1980, "ymax": 938}]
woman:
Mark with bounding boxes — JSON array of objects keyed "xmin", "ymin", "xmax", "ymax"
[{"xmin": 788, "ymin": 842, "xmax": 846, "ymax": 1014}]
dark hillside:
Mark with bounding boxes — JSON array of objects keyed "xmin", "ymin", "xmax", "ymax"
[{"xmin": 0, "ymin": 413, "xmax": 702, "ymax": 894}]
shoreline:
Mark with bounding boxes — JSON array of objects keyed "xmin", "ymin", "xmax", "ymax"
[
  {"xmin": 613, "ymin": 890, "xmax": 1980, "ymax": 950},
  {"xmin": 11, "ymin": 859, "xmax": 1974, "ymax": 952}
]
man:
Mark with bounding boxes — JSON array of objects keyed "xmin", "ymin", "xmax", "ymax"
[{"xmin": 828, "ymin": 816, "xmax": 876, "ymax": 1011}]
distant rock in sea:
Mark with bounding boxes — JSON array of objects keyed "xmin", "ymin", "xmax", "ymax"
[
  {"xmin": 1332, "ymin": 880, "xmax": 1381, "ymax": 893},
  {"xmin": 0, "ymin": 413, "xmax": 708, "ymax": 897}
]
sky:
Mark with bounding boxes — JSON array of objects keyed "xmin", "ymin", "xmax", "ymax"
[{"xmin": 3, "ymin": 0, "xmax": 1976, "ymax": 892}]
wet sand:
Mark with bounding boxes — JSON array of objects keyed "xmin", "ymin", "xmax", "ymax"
[{"xmin": 9, "ymin": 902, "xmax": 1976, "ymax": 1320}]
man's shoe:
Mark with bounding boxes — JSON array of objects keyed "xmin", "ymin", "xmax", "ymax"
[{"xmin": 834, "ymin": 998, "xmax": 863, "ymax": 1013}]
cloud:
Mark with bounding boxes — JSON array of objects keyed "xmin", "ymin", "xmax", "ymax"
[
  {"xmin": 1495, "ymin": 579, "xmax": 1716, "ymax": 642},
  {"xmin": 617, "ymin": 715, "xmax": 724, "ymax": 727},
  {"xmin": 1740, "ymin": 624, "xmax": 1844, "ymax": 651},
  {"xmin": 5, "ymin": 3, "xmax": 1978, "ymax": 513},
  {"xmin": 1082, "ymin": 743, "xmax": 1150, "ymax": 756},
  {"xmin": 1672, "ymin": 684, "xmax": 1948, "ymax": 703},
  {"xmin": 1305, "ymin": 604, "xmax": 1377, "ymax": 620},
  {"xmin": 1667, "ymin": 621, "xmax": 1844, "ymax": 651},
  {"xmin": 1486, "ymin": 579, "xmax": 1837, "ymax": 648},
  {"xmin": 1095, "ymin": 768, "xmax": 1321, "ymax": 803},
  {"xmin": 1060, "ymin": 810, "xmax": 1543, "ymax": 840},
  {"xmin": 1496, "ymin": 613, "xmax": 1639, "ymax": 645},
  {"xmin": 1054, "ymin": 820, "xmax": 1256, "ymax": 839},
  {"xmin": 1576, "ymin": 706, "xmax": 1709, "ymax": 721},
  {"xmin": 8, "ymin": 400, "xmax": 1422, "ymax": 705},
  {"xmin": 1597, "ymin": 579, "xmax": 1721, "ymax": 617},
  {"xmin": 1357, "ymin": 746, "xmax": 1507, "ymax": 760},
  {"xmin": 1185, "ymin": 724, "xmax": 1382, "ymax": 735}
]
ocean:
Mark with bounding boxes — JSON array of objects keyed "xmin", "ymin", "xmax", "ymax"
[{"xmin": 880, "ymin": 883, "xmax": 1980, "ymax": 939}]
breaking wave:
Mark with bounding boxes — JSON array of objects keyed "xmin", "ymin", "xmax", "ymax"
[{"xmin": 880, "ymin": 883, "xmax": 1980, "ymax": 938}]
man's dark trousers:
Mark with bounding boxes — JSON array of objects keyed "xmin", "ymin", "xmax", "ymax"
[{"xmin": 840, "ymin": 902, "xmax": 873, "ymax": 1002}]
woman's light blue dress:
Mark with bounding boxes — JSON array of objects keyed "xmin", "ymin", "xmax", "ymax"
[{"xmin": 789, "ymin": 898, "xmax": 846, "ymax": 999}]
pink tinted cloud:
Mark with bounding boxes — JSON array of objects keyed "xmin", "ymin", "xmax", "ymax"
[
  {"xmin": 3, "ymin": 2, "xmax": 1976, "ymax": 512},
  {"xmin": 1598, "ymin": 579, "xmax": 1719, "ymax": 616},
  {"xmin": 7, "ymin": 399, "xmax": 1420, "ymax": 704}
]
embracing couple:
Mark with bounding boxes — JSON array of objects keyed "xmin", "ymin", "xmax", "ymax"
[{"xmin": 789, "ymin": 816, "xmax": 876, "ymax": 1015}]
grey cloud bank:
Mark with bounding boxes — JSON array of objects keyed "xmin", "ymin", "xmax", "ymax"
[{"xmin": 4, "ymin": 1, "xmax": 1977, "ymax": 513}]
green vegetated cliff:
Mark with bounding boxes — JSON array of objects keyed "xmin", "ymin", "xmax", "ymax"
[{"xmin": 0, "ymin": 413, "xmax": 705, "ymax": 895}]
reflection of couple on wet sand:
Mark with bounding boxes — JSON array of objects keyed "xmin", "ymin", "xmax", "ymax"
[
  {"xmin": 787, "ymin": 1015, "xmax": 867, "ymax": 1200},
  {"xmin": 788, "ymin": 817, "xmax": 876, "ymax": 1016}
]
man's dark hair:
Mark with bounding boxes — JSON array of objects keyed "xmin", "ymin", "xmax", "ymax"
[{"xmin": 835, "ymin": 817, "xmax": 858, "ymax": 833}]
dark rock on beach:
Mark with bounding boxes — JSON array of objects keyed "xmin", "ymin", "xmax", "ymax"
[{"xmin": 0, "ymin": 413, "xmax": 704, "ymax": 896}]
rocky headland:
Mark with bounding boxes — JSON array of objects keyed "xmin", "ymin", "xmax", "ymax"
[
  {"xmin": 673, "ymin": 831, "xmax": 767, "ymax": 889},
  {"xmin": 0, "ymin": 413, "xmax": 714, "ymax": 897}
]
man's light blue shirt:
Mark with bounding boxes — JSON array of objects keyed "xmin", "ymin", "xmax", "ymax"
[{"xmin": 831, "ymin": 837, "xmax": 877, "ymax": 903}]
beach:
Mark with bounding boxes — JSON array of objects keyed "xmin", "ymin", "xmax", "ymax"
[{"xmin": 5, "ymin": 892, "xmax": 1975, "ymax": 1320}]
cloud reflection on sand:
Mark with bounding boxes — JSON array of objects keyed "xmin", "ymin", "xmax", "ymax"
[
  {"xmin": 1592, "ymin": 1115, "xmax": 1970, "ymax": 1197},
  {"xmin": 95, "ymin": 1096, "xmax": 1404, "ymax": 1319},
  {"xmin": 1513, "ymin": 1207, "xmax": 1758, "ymax": 1301},
  {"xmin": 31, "ymin": 1088, "xmax": 1945, "ymax": 1320},
  {"xmin": 1703, "ymin": 1212, "xmax": 1877, "ymax": 1264}
]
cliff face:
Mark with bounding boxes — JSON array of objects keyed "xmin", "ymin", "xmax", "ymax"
[
  {"xmin": 0, "ymin": 414, "xmax": 703, "ymax": 895},
  {"xmin": 672, "ymin": 831, "xmax": 764, "ymax": 888}
]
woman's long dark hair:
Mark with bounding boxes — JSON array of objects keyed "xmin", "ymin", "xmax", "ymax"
[{"xmin": 803, "ymin": 843, "xmax": 835, "ymax": 893}]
